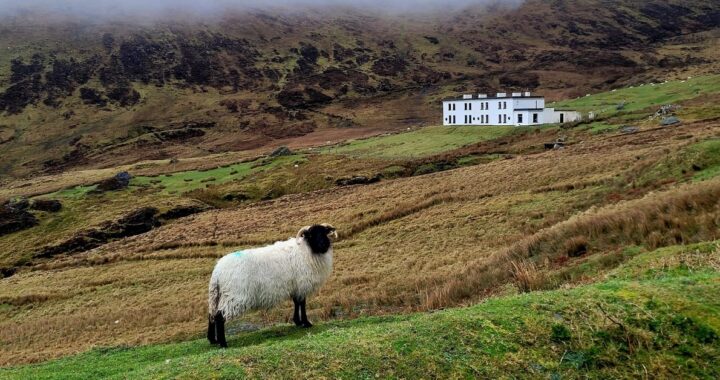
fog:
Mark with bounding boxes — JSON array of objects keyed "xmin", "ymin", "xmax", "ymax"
[{"xmin": 0, "ymin": 0, "xmax": 525, "ymax": 20}]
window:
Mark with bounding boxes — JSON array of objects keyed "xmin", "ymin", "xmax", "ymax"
[
  {"xmin": 448, "ymin": 103, "xmax": 451, "ymax": 111},
  {"xmin": 498, "ymin": 102, "xmax": 502, "ymax": 110},
  {"xmin": 498, "ymin": 115, "xmax": 502, "ymax": 124},
  {"xmin": 518, "ymin": 114, "xmax": 523, "ymax": 124},
  {"xmin": 469, "ymin": 103, "xmax": 472, "ymax": 111},
  {"xmin": 533, "ymin": 113, "xmax": 538, "ymax": 123}
]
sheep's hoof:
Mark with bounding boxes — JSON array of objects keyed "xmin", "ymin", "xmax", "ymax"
[
  {"xmin": 302, "ymin": 322, "xmax": 313, "ymax": 328},
  {"xmin": 293, "ymin": 318, "xmax": 303, "ymax": 327}
]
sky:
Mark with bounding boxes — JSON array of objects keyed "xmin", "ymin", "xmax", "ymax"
[{"xmin": 0, "ymin": 0, "xmax": 525, "ymax": 19}]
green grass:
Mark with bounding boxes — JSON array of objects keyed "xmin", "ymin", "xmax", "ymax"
[
  {"xmin": 132, "ymin": 155, "xmax": 303, "ymax": 194},
  {"xmin": 552, "ymin": 75, "xmax": 720, "ymax": 117},
  {"xmin": 3, "ymin": 243, "xmax": 718, "ymax": 379},
  {"xmin": 637, "ymin": 138, "xmax": 720, "ymax": 186},
  {"xmin": 322, "ymin": 126, "xmax": 521, "ymax": 159},
  {"xmin": 583, "ymin": 121, "xmax": 618, "ymax": 135}
]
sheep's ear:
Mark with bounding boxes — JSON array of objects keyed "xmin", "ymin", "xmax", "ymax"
[
  {"xmin": 296, "ymin": 226, "xmax": 311, "ymax": 240},
  {"xmin": 322, "ymin": 224, "xmax": 338, "ymax": 239}
]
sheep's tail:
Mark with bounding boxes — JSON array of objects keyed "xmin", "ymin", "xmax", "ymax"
[{"xmin": 208, "ymin": 274, "xmax": 220, "ymax": 320}]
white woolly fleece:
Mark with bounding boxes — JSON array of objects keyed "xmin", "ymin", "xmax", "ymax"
[{"xmin": 208, "ymin": 237, "xmax": 333, "ymax": 320}]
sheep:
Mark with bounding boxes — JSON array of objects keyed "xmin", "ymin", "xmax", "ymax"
[{"xmin": 207, "ymin": 224, "xmax": 337, "ymax": 348}]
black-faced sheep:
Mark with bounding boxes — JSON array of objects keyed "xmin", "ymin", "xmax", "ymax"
[{"xmin": 207, "ymin": 224, "xmax": 336, "ymax": 348}]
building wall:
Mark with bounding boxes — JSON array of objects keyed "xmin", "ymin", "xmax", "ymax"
[
  {"xmin": 442, "ymin": 98, "xmax": 579, "ymax": 126},
  {"xmin": 443, "ymin": 98, "xmax": 546, "ymax": 126}
]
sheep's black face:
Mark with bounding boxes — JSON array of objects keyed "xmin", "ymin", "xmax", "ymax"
[{"xmin": 303, "ymin": 225, "xmax": 336, "ymax": 254}]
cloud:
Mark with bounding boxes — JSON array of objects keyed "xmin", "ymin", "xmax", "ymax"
[{"xmin": 0, "ymin": 0, "xmax": 525, "ymax": 20}]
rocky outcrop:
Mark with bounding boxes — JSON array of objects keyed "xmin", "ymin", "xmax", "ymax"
[
  {"xmin": 0, "ymin": 203, "xmax": 38, "ymax": 237},
  {"xmin": 36, "ymin": 207, "xmax": 160, "ymax": 258},
  {"xmin": 96, "ymin": 172, "xmax": 132, "ymax": 192}
]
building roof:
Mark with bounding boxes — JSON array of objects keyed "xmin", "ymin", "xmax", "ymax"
[
  {"xmin": 514, "ymin": 108, "xmax": 544, "ymax": 111},
  {"xmin": 442, "ymin": 95, "xmax": 544, "ymax": 102}
]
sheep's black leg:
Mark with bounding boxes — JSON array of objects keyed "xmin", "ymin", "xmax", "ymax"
[
  {"xmin": 293, "ymin": 298, "xmax": 303, "ymax": 327},
  {"xmin": 299, "ymin": 298, "xmax": 313, "ymax": 328},
  {"xmin": 207, "ymin": 315, "xmax": 217, "ymax": 344},
  {"xmin": 215, "ymin": 311, "xmax": 227, "ymax": 348}
]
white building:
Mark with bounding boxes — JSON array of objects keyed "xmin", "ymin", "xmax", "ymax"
[{"xmin": 442, "ymin": 92, "xmax": 581, "ymax": 126}]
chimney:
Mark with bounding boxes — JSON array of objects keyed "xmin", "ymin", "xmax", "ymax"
[
  {"xmin": 511, "ymin": 92, "xmax": 522, "ymax": 97},
  {"xmin": 524, "ymin": 91, "xmax": 532, "ymax": 97},
  {"xmin": 478, "ymin": 94, "xmax": 488, "ymax": 98},
  {"xmin": 462, "ymin": 94, "xmax": 473, "ymax": 99},
  {"xmin": 496, "ymin": 92, "xmax": 507, "ymax": 97}
]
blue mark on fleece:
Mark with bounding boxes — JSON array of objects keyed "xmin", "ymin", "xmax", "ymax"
[{"xmin": 231, "ymin": 251, "xmax": 246, "ymax": 258}]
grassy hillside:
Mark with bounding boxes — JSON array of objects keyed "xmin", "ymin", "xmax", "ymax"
[
  {"xmin": 2, "ymin": 75, "xmax": 720, "ymax": 370},
  {"xmin": 2, "ymin": 242, "xmax": 718, "ymax": 379},
  {"xmin": 1, "ymin": 0, "xmax": 719, "ymax": 178}
]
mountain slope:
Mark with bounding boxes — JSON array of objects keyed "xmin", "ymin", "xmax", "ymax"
[{"xmin": 0, "ymin": 0, "xmax": 719, "ymax": 178}]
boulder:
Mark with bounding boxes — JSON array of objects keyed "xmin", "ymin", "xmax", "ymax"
[
  {"xmin": 5, "ymin": 197, "xmax": 30, "ymax": 210},
  {"xmin": 0, "ymin": 205, "xmax": 38, "ymax": 237},
  {"xmin": 96, "ymin": 172, "xmax": 132, "ymax": 192},
  {"xmin": 270, "ymin": 146, "xmax": 293, "ymax": 157},
  {"xmin": 335, "ymin": 175, "xmax": 382, "ymax": 187},
  {"xmin": 660, "ymin": 116, "xmax": 680, "ymax": 126},
  {"xmin": 620, "ymin": 125, "xmax": 639, "ymax": 134}
]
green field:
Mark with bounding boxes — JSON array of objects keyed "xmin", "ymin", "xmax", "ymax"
[
  {"xmin": 3, "ymin": 242, "xmax": 718, "ymax": 379},
  {"xmin": 552, "ymin": 75, "xmax": 720, "ymax": 117},
  {"xmin": 130, "ymin": 156, "xmax": 302, "ymax": 194},
  {"xmin": 322, "ymin": 126, "xmax": 523, "ymax": 158}
]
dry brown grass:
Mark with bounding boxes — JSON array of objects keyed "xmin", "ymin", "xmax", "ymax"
[
  {"xmin": 509, "ymin": 259, "xmax": 552, "ymax": 293},
  {"xmin": 1, "ymin": 120, "xmax": 720, "ymax": 366}
]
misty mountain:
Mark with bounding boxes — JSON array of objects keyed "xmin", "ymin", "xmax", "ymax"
[{"xmin": 0, "ymin": 0, "xmax": 718, "ymax": 178}]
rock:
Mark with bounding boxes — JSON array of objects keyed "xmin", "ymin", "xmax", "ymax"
[
  {"xmin": 620, "ymin": 125, "xmax": 639, "ymax": 134},
  {"xmin": 335, "ymin": 175, "xmax": 382, "ymax": 187},
  {"xmin": 0, "ymin": 204, "xmax": 38, "ymax": 237},
  {"xmin": 5, "ymin": 197, "xmax": 30, "ymax": 210},
  {"xmin": 424, "ymin": 36, "xmax": 440, "ymax": 44},
  {"xmin": 30, "ymin": 199, "xmax": 62, "ymax": 212},
  {"xmin": 616, "ymin": 102, "xmax": 626, "ymax": 111},
  {"xmin": 656, "ymin": 104, "xmax": 680, "ymax": 116},
  {"xmin": 37, "ymin": 207, "xmax": 160, "ymax": 258},
  {"xmin": 169, "ymin": 158, "xmax": 179, "ymax": 164},
  {"xmin": 660, "ymin": 116, "xmax": 680, "ymax": 126},
  {"xmin": 0, "ymin": 266, "xmax": 17, "ymax": 278},
  {"xmin": 270, "ymin": 146, "xmax": 293, "ymax": 157},
  {"xmin": 96, "ymin": 172, "xmax": 132, "ymax": 192}
]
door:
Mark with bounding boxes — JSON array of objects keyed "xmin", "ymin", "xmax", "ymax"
[{"xmin": 560, "ymin": 113, "xmax": 564, "ymax": 123}]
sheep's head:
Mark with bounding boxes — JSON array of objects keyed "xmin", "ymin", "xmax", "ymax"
[{"xmin": 297, "ymin": 224, "xmax": 337, "ymax": 254}]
